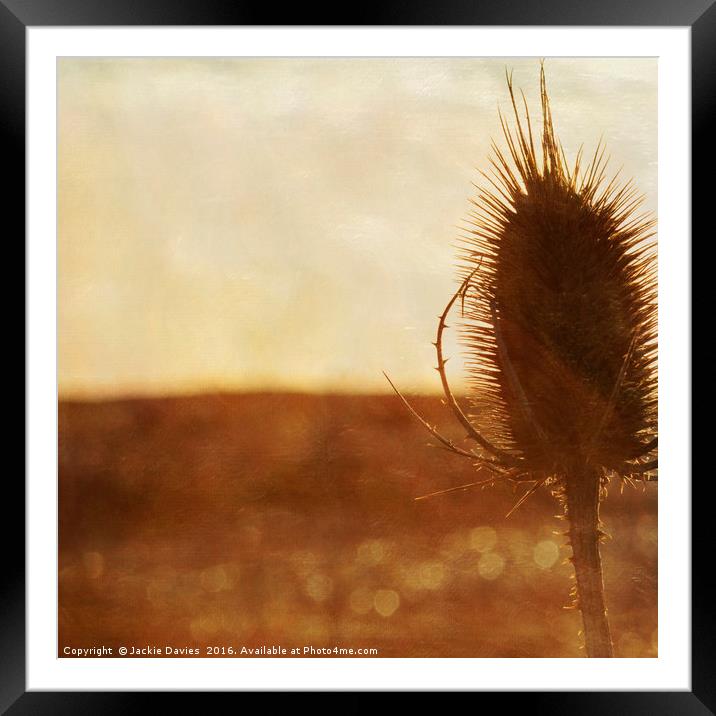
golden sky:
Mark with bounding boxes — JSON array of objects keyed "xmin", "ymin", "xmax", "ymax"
[{"xmin": 58, "ymin": 57, "xmax": 656, "ymax": 398}]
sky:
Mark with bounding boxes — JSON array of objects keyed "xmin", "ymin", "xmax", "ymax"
[{"xmin": 58, "ymin": 57, "xmax": 657, "ymax": 398}]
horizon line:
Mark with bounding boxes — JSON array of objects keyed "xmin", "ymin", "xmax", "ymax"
[{"xmin": 58, "ymin": 385, "xmax": 461, "ymax": 404}]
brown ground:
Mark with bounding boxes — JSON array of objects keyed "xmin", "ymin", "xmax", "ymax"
[{"xmin": 58, "ymin": 393, "xmax": 657, "ymax": 658}]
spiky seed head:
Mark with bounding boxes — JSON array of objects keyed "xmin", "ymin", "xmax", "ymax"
[{"xmin": 459, "ymin": 65, "xmax": 657, "ymax": 474}]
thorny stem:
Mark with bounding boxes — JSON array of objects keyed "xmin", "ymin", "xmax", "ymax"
[{"xmin": 564, "ymin": 465, "xmax": 614, "ymax": 658}]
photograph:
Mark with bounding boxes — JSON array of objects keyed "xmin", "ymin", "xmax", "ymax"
[{"xmin": 57, "ymin": 55, "xmax": 658, "ymax": 660}]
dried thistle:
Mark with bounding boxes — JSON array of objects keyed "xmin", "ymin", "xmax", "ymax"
[{"xmin": 385, "ymin": 63, "xmax": 657, "ymax": 657}]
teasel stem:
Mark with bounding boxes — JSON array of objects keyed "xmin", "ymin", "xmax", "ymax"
[{"xmin": 565, "ymin": 465, "xmax": 613, "ymax": 657}]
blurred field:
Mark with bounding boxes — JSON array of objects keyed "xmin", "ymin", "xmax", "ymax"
[{"xmin": 59, "ymin": 393, "xmax": 657, "ymax": 658}]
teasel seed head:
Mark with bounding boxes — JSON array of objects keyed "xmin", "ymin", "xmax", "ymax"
[{"xmin": 459, "ymin": 63, "xmax": 657, "ymax": 477}]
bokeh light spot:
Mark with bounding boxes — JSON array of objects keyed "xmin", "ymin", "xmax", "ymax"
[
  {"xmin": 349, "ymin": 588, "xmax": 374, "ymax": 615},
  {"xmin": 470, "ymin": 526, "xmax": 497, "ymax": 553},
  {"xmin": 189, "ymin": 612, "xmax": 221, "ymax": 640},
  {"xmin": 478, "ymin": 552, "xmax": 505, "ymax": 580},
  {"xmin": 200, "ymin": 565, "xmax": 230, "ymax": 592},
  {"xmin": 356, "ymin": 539, "xmax": 387, "ymax": 566},
  {"xmin": 305, "ymin": 573, "xmax": 333, "ymax": 602},
  {"xmin": 373, "ymin": 589, "xmax": 400, "ymax": 617},
  {"xmin": 418, "ymin": 561, "xmax": 446, "ymax": 590},
  {"xmin": 533, "ymin": 540, "xmax": 560, "ymax": 570}
]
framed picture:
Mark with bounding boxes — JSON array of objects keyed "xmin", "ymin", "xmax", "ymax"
[{"xmin": 11, "ymin": 1, "xmax": 705, "ymax": 709}]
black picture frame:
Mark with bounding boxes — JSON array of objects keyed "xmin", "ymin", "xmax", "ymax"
[{"xmin": 8, "ymin": 1, "xmax": 705, "ymax": 710}]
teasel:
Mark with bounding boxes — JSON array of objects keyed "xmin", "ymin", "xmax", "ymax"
[{"xmin": 385, "ymin": 63, "xmax": 657, "ymax": 657}]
